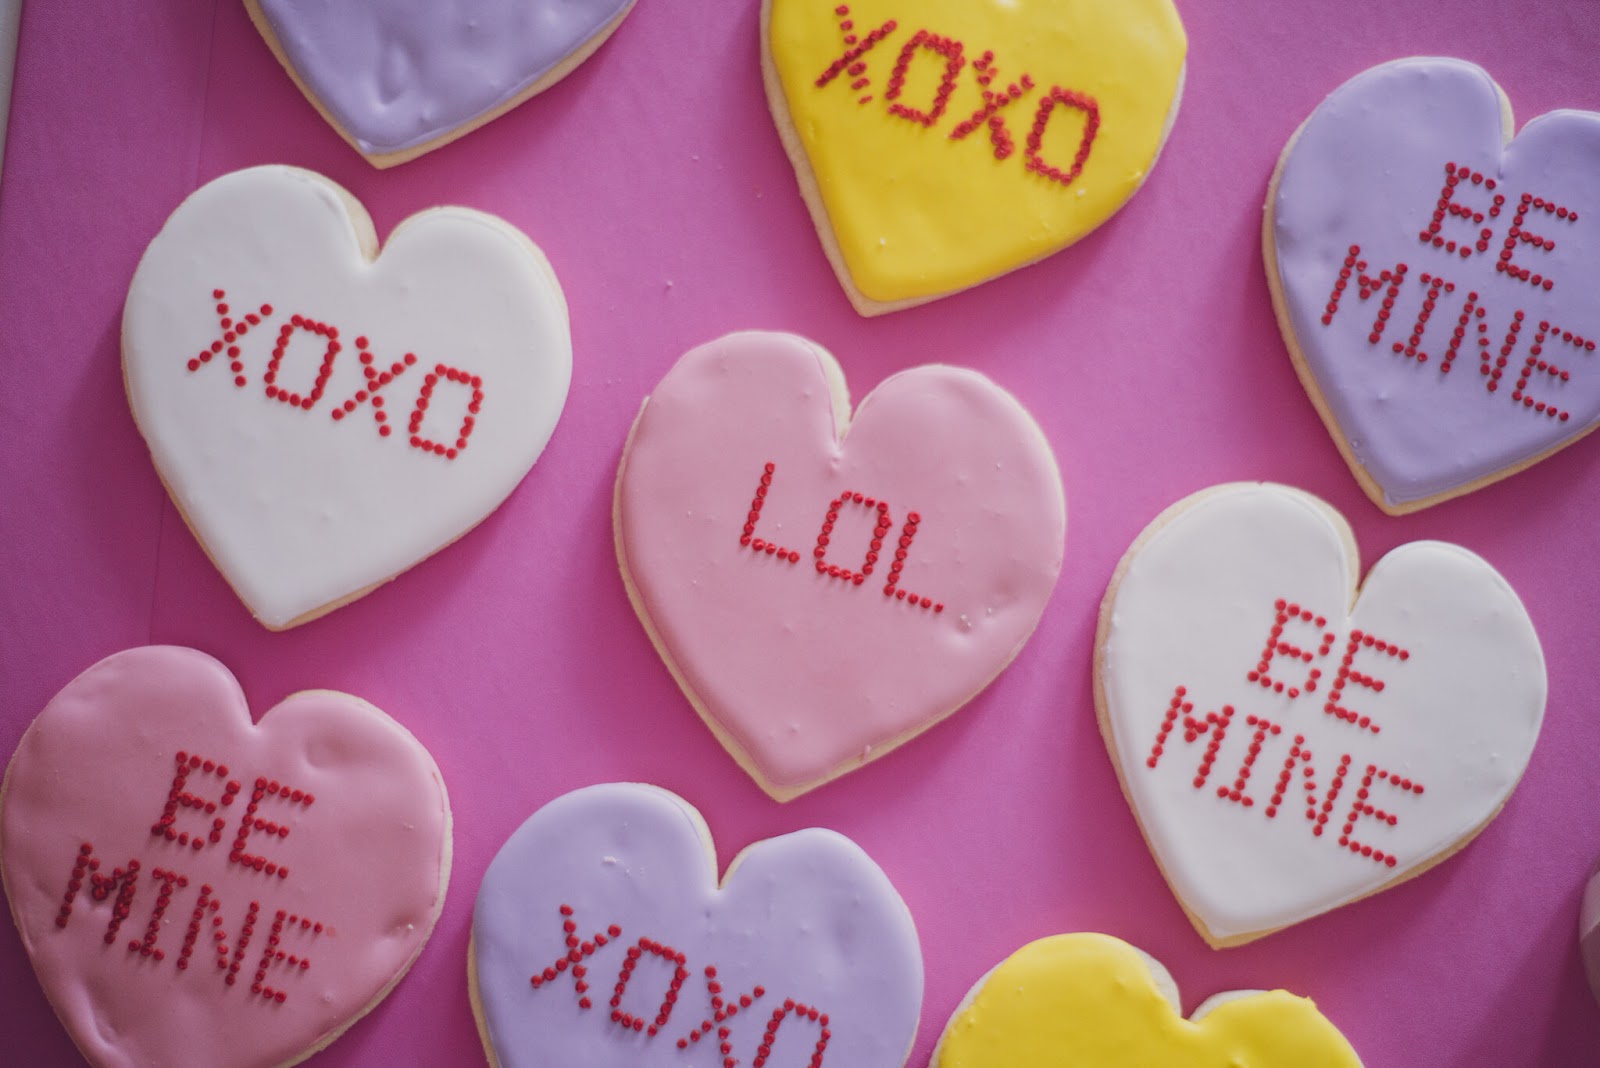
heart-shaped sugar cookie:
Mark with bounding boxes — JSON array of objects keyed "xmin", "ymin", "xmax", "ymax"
[
  {"xmin": 762, "ymin": 0, "xmax": 1185, "ymax": 314},
  {"xmin": 470, "ymin": 783, "xmax": 923, "ymax": 1068},
  {"xmin": 0, "ymin": 646, "xmax": 452, "ymax": 1068},
  {"xmin": 1095, "ymin": 483, "xmax": 1545, "ymax": 946},
  {"xmin": 246, "ymin": 0, "xmax": 638, "ymax": 167},
  {"xmin": 933, "ymin": 933, "xmax": 1362, "ymax": 1067},
  {"xmin": 1267, "ymin": 58, "xmax": 1600, "ymax": 513},
  {"xmin": 123, "ymin": 165, "xmax": 571, "ymax": 630},
  {"xmin": 614, "ymin": 332, "xmax": 1066, "ymax": 800}
]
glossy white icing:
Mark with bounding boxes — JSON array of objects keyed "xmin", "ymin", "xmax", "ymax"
[
  {"xmin": 1098, "ymin": 483, "xmax": 1545, "ymax": 943},
  {"xmin": 122, "ymin": 166, "xmax": 571, "ymax": 628}
]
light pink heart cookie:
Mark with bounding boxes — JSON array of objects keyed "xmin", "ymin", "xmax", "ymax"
[
  {"xmin": 0, "ymin": 647, "xmax": 452, "ymax": 1068},
  {"xmin": 1095, "ymin": 483, "xmax": 1545, "ymax": 946},
  {"xmin": 615, "ymin": 332, "xmax": 1066, "ymax": 800}
]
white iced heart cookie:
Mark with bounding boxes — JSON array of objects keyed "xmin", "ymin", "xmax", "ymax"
[
  {"xmin": 122, "ymin": 166, "xmax": 572, "ymax": 629},
  {"xmin": 1094, "ymin": 483, "xmax": 1545, "ymax": 946}
]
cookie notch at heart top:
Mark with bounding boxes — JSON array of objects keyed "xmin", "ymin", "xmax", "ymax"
[
  {"xmin": 1094, "ymin": 483, "xmax": 1545, "ymax": 946},
  {"xmin": 762, "ymin": 0, "xmax": 1185, "ymax": 315},
  {"xmin": 245, "ymin": 0, "xmax": 639, "ymax": 168},
  {"xmin": 1266, "ymin": 57, "xmax": 1600, "ymax": 513},
  {"xmin": 470, "ymin": 782, "xmax": 924, "ymax": 1068},
  {"xmin": 122, "ymin": 165, "xmax": 572, "ymax": 630},
  {"xmin": 932, "ymin": 933, "xmax": 1363, "ymax": 1067},
  {"xmin": 614, "ymin": 332, "xmax": 1066, "ymax": 800},
  {"xmin": 0, "ymin": 646, "xmax": 452, "ymax": 1068}
]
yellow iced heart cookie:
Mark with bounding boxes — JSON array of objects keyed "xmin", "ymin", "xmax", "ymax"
[
  {"xmin": 933, "ymin": 934, "xmax": 1362, "ymax": 1067},
  {"xmin": 762, "ymin": 0, "xmax": 1185, "ymax": 315}
]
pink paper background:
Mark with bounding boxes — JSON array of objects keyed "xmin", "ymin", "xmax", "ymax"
[{"xmin": 2, "ymin": 2, "xmax": 1598, "ymax": 1064}]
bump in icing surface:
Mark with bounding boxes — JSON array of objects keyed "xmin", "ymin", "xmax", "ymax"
[
  {"xmin": 1097, "ymin": 483, "xmax": 1544, "ymax": 943},
  {"xmin": 255, "ymin": 0, "xmax": 636, "ymax": 155},
  {"xmin": 471, "ymin": 783, "xmax": 923, "ymax": 1068},
  {"xmin": 935, "ymin": 934, "xmax": 1362, "ymax": 1067},
  {"xmin": 1270, "ymin": 58, "xmax": 1600, "ymax": 508},
  {"xmin": 0, "ymin": 646, "xmax": 451, "ymax": 1068},
  {"xmin": 615, "ymin": 332, "xmax": 1065, "ymax": 797}
]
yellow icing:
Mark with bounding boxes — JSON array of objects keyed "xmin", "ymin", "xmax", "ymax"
[
  {"xmin": 768, "ymin": 0, "xmax": 1186, "ymax": 304},
  {"xmin": 935, "ymin": 934, "xmax": 1363, "ymax": 1068}
]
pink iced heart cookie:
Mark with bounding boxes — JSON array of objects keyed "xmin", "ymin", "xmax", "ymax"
[
  {"xmin": 1267, "ymin": 58, "xmax": 1600, "ymax": 513},
  {"xmin": 1095, "ymin": 483, "xmax": 1545, "ymax": 946},
  {"xmin": 470, "ymin": 783, "xmax": 923, "ymax": 1068},
  {"xmin": 614, "ymin": 332, "xmax": 1066, "ymax": 800},
  {"xmin": 123, "ymin": 165, "xmax": 572, "ymax": 630},
  {"xmin": 0, "ymin": 646, "xmax": 452, "ymax": 1068},
  {"xmin": 246, "ymin": 0, "xmax": 639, "ymax": 168}
]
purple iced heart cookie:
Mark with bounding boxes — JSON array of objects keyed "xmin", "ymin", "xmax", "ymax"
[
  {"xmin": 246, "ymin": 0, "xmax": 638, "ymax": 167},
  {"xmin": 1267, "ymin": 58, "xmax": 1600, "ymax": 513},
  {"xmin": 470, "ymin": 784, "xmax": 924, "ymax": 1068}
]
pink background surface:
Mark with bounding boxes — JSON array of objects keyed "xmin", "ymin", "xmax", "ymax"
[{"xmin": 1, "ymin": 2, "xmax": 1598, "ymax": 1065}]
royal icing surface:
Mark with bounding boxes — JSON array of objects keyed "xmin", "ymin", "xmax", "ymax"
[
  {"xmin": 935, "ymin": 934, "xmax": 1361, "ymax": 1067},
  {"xmin": 0, "ymin": 646, "xmax": 451, "ymax": 1068},
  {"xmin": 122, "ymin": 165, "xmax": 571, "ymax": 629},
  {"xmin": 471, "ymin": 783, "xmax": 923, "ymax": 1068},
  {"xmin": 614, "ymin": 332, "xmax": 1066, "ymax": 798},
  {"xmin": 1270, "ymin": 58, "xmax": 1600, "ymax": 510},
  {"xmin": 765, "ymin": 0, "xmax": 1185, "ymax": 307},
  {"xmin": 1097, "ymin": 483, "xmax": 1545, "ymax": 944},
  {"xmin": 252, "ymin": 0, "xmax": 636, "ymax": 158}
]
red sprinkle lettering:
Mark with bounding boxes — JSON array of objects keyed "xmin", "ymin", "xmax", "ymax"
[
  {"xmin": 531, "ymin": 905, "xmax": 828, "ymax": 1067},
  {"xmin": 740, "ymin": 462, "xmax": 944, "ymax": 614},
  {"xmin": 1320, "ymin": 162, "xmax": 1591, "ymax": 422},
  {"xmin": 51, "ymin": 750, "xmax": 330, "ymax": 999},
  {"xmin": 815, "ymin": 8, "xmax": 1099, "ymax": 187},
  {"xmin": 1339, "ymin": 766, "xmax": 1425, "ymax": 868},
  {"xmin": 528, "ymin": 903, "xmax": 620, "ymax": 1010},
  {"xmin": 187, "ymin": 290, "xmax": 482, "ymax": 458},
  {"xmin": 54, "ymin": 842, "xmax": 325, "ymax": 1000},
  {"xmin": 230, "ymin": 776, "xmax": 314, "ymax": 881},
  {"xmin": 151, "ymin": 750, "xmax": 241, "ymax": 852},
  {"xmin": 1143, "ymin": 598, "xmax": 1425, "ymax": 866}
]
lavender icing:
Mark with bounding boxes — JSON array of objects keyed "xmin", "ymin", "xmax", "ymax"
[
  {"xmin": 256, "ymin": 0, "xmax": 636, "ymax": 154},
  {"xmin": 471, "ymin": 783, "xmax": 923, "ymax": 1068},
  {"xmin": 1270, "ymin": 58, "xmax": 1600, "ymax": 507}
]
